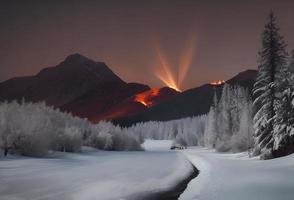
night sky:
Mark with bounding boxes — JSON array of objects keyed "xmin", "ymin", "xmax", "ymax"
[{"xmin": 1, "ymin": 0, "xmax": 294, "ymax": 90}]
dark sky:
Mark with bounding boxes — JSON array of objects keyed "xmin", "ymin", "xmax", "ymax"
[{"xmin": 1, "ymin": 0, "xmax": 294, "ymax": 90}]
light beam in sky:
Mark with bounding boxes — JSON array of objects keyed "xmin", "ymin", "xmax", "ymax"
[
  {"xmin": 154, "ymin": 34, "xmax": 196, "ymax": 92},
  {"xmin": 155, "ymin": 45, "xmax": 181, "ymax": 92},
  {"xmin": 178, "ymin": 34, "xmax": 196, "ymax": 89}
]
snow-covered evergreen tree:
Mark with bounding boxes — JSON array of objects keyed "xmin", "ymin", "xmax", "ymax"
[
  {"xmin": 204, "ymin": 91, "xmax": 218, "ymax": 148},
  {"xmin": 126, "ymin": 115, "xmax": 207, "ymax": 147},
  {"xmin": 211, "ymin": 84, "xmax": 252, "ymax": 152},
  {"xmin": 253, "ymin": 12, "xmax": 287, "ymax": 159},
  {"xmin": 216, "ymin": 84, "xmax": 235, "ymax": 151},
  {"xmin": 231, "ymin": 100, "xmax": 254, "ymax": 153},
  {"xmin": 273, "ymin": 50, "xmax": 294, "ymax": 157}
]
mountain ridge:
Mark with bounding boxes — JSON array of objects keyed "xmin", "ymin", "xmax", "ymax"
[
  {"xmin": 0, "ymin": 54, "xmax": 257, "ymax": 125},
  {"xmin": 113, "ymin": 69, "xmax": 257, "ymax": 126}
]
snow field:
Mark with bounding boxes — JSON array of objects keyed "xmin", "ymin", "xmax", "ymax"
[
  {"xmin": 180, "ymin": 147, "xmax": 294, "ymax": 200},
  {"xmin": 0, "ymin": 140, "xmax": 193, "ymax": 200}
]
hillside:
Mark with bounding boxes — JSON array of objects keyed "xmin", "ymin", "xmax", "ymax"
[{"xmin": 113, "ymin": 70, "xmax": 257, "ymax": 127}]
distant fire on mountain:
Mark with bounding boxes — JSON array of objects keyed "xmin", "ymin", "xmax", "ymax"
[
  {"xmin": 155, "ymin": 47, "xmax": 181, "ymax": 92},
  {"xmin": 210, "ymin": 80, "xmax": 225, "ymax": 85},
  {"xmin": 133, "ymin": 88, "xmax": 160, "ymax": 107},
  {"xmin": 154, "ymin": 34, "xmax": 196, "ymax": 92}
]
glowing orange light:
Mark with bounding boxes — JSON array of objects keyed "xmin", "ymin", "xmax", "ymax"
[
  {"xmin": 133, "ymin": 88, "xmax": 160, "ymax": 107},
  {"xmin": 178, "ymin": 34, "xmax": 196, "ymax": 89},
  {"xmin": 210, "ymin": 80, "xmax": 225, "ymax": 85},
  {"xmin": 155, "ymin": 46, "xmax": 181, "ymax": 92},
  {"xmin": 154, "ymin": 33, "xmax": 196, "ymax": 92},
  {"xmin": 139, "ymin": 100, "xmax": 148, "ymax": 106}
]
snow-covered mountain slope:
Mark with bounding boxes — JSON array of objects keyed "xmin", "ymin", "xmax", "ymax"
[
  {"xmin": 0, "ymin": 141, "xmax": 193, "ymax": 200},
  {"xmin": 180, "ymin": 147, "xmax": 294, "ymax": 200}
]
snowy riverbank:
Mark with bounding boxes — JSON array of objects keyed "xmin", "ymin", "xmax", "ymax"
[
  {"xmin": 1, "ymin": 140, "xmax": 294, "ymax": 200},
  {"xmin": 180, "ymin": 147, "xmax": 294, "ymax": 200},
  {"xmin": 0, "ymin": 140, "xmax": 194, "ymax": 200}
]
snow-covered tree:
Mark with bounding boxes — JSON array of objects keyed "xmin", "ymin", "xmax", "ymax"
[
  {"xmin": 204, "ymin": 91, "xmax": 218, "ymax": 148},
  {"xmin": 231, "ymin": 101, "xmax": 254, "ymax": 153},
  {"xmin": 126, "ymin": 115, "xmax": 207, "ymax": 147},
  {"xmin": 216, "ymin": 84, "xmax": 235, "ymax": 151},
  {"xmin": 0, "ymin": 101, "xmax": 142, "ymax": 156},
  {"xmin": 196, "ymin": 84, "xmax": 252, "ymax": 152},
  {"xmin": 202, "ymin": 84, "xmax": 253, "ymax": 152},
  {"xmin": 253, "ymin": 12, "xmax": 287, "ymax": 159},
  {"xmin": 273, "ymin": 50, "xmax": 294, "ymax": 157}
]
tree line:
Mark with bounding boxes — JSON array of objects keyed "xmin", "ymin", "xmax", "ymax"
[{"xmin": 0, "ymin": 101, "xmax": 141, "ymax": 156}]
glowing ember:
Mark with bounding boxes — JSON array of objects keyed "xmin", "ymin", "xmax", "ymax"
[
  {"xmin": 133, "ymin": 88, "xmax": 160, "ymax": 107},
  {"xmin": 154, "ymin": 34, "xmax": 196, "ymax": 92},
  {"xmin": 210, "ymin": 80, "xmax": 225, "ymax": 85}
]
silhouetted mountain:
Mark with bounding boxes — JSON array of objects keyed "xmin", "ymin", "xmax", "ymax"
[
  {"xmin": 0, "ymin": 54, "xmax": 150, "ymax": 121},
  {"xmin": 0, "ymin": 54, "xmax": 125, "ymax": 106},
  {"xmin": 226, "ymin": 69, "xmax": 257, "ymax": 91},
  {"xmin": 0, "ymin": 54, "xmax": 177, "ymax": 122},
  {"xmin": 113, "ymin": 69, "xmax": 257, "ymax": 127}
]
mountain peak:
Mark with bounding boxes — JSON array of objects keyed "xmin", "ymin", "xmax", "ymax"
[
  {"xmin": 58, "ymin": 53, "xmax": 124, "ymax": 84},
  {"xmin": 228, "ymin": 69, "xmax": 257, "ymax": 82},
  {"xmin": 63, "ymin": 53, "xmax": 93, "ymax": 65},
  {"xmin": 58, "ymin": 53, "xmax": 121, "ymax": 82}
]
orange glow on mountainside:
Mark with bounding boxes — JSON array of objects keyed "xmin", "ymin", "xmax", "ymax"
[
  {"xmin": 133, "ymin": 88, "xmax": 160, "ymax": 107},
  {"xmin": 210, "ymin": 80, "xmax": 225, "ymax": 85}
]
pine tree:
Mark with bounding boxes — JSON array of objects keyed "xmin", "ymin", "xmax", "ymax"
[
  {"xmin": 204, "ymin": 90, "xmax": 218, "ymax": 148},
  {"xmin": 213, "ymin": 84, "xmax": 252, "ymax": 152},
  {"xmin": 217, "ymin": 84, "xmax": 234, "ymax": 151},
  {"xmin": 253, "ymin": 12, "xmax": 287, "ymax": 159},
  {"xmin": 273, "ymin": 50, "xmax": 294, "ymax": 157},
  {"xmin": 289, "ymin": 50, "xmax": 294, "ymax": 74}
]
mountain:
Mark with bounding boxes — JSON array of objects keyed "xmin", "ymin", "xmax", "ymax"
[
  {"xmin": 226, "ymin": 69, "xmax": 257, "ymax": 91},
  {"xmin": 0, "ymin": 54, "xmax": 126, "ymax": 106},
  {"xmin": 0, "ymin": 54, "xmax": 150, "ymax": 119},
  {"xmin": 0, "ymin": 54, "xmax": 178, "ymax": 122},
  {"xmin": 113, "ymin": 69, "xmax": 257, "ymax": 127},
  {"xmin": 0, "ymin": 53, "xmax": 257, "ymax": 125}
]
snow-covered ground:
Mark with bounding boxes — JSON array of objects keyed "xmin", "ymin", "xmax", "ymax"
[
  {"xmin": 180, "ymin": 147, "xmax": 294, "ymax": 200},
  {"xmin": 0, "ymin": 140, "xmax": 193, "ymax": 200},
  {"xmin": 1, "ymin": 140, "xmax": 294, "ymax": 200}
]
